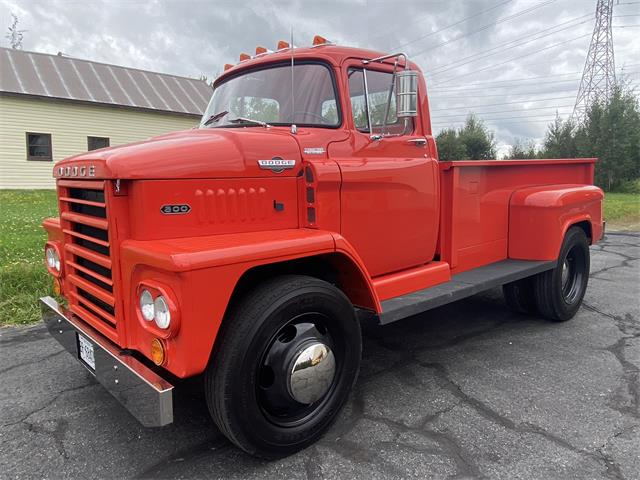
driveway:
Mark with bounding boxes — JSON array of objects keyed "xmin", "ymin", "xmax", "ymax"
[{"xmin": 1, "ymin": 232, "xmax": 638, "ymax": 479}]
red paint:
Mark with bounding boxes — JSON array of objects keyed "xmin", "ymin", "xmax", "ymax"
[{"xmin": 42, "ymin": 45, "xmax": 604, "ymax": 378}]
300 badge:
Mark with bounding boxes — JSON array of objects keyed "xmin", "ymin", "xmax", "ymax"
[{"xmin": 160, "ymin": 204, "xmax": 191, "ymax": 215}]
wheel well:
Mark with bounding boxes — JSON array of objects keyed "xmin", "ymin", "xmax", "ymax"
[
  {"xmin": 227, "ymin": 253, "xmax": 377, "ymax": 313},
  {"xmin": 569, "ymin": 220, "xmax": 592, "ymax": 243}
]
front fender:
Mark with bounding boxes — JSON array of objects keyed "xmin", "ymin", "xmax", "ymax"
[
  {"xmin": 119, "ymin": 229, "xmax": 379, "ymax": 378},
  {"xmin": 508, "ymin": 184, "xmax": 604, "ymax": 261}
]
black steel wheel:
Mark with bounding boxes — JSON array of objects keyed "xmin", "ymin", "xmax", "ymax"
[
  {"xmin": 503, "ymin": 276, "xmax": 538, "ymax": 314},
  {"xmin": 205, "ymin": 275, "xmax": 361, "ymax": 458},
  {"xmin": 534, "ymin": 227, "xmax": 590, "ymax": 322}
]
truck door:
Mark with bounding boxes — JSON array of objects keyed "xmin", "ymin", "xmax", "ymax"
[{"xmin": 329, "ymin": 65, "xmax": 439, "ymax": 277}]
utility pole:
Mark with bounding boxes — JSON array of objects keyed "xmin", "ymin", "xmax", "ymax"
[{"xmin": 571, "ymin": 0, "xmax": 616, "ymax": 123}]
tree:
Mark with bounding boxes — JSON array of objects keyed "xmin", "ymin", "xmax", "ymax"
[
  {"xmin": 436, "ymin": 114, "xmax": 496, "ymax": 160},
  {"xmin": 5, "ymin": 14, "xmax": 25, "ymax": 49},
  {"xmin": 459, "ymin": 114, "xmax": 496, "ymax": 160},
  {"xmin": 436, "ymin": 128, "xmax": 467, "ymax": 160},
  {"xmin": 504, "ymin": 139, "xmax": 540, "ymax": 159},
  {"xmin": 537, "ymin": 86, "xmax": 640, "ymax": 191}
]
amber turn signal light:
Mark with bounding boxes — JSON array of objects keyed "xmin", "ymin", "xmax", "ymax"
[
  {"xmin": 53, "ymin": 278, "xmax": 61, "ymax": 295},
  {"xmin": 150, "ymin": 338, "xmax": 166, "ymax": 366}
]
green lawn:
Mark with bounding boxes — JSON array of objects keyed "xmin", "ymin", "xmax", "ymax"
[
  {"xmin": 1, "ymin": 190, "xmax": 58, "ymax": 325},
  {"xmin": 602, "ymin": 193, "xmax": 640, "ymax": 230},
  {"xmin": 0, "ymin": 189, "xmax": 638, "ymax": 326}
]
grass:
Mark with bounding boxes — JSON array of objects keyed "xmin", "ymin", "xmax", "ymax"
[
  {"xmin": 602, "ymin": 193, "xmax": 640, "ymax": 231},
  {"xmin": 1, "ymin": 190, "xmax": 58, "ymax": 325},
  {"xmin": 0, "ymin": 189, "xmax": 638, "ymax": 326}
]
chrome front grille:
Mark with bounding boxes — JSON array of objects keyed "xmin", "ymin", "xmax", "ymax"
[{"xmin": 58, "ymin": 180, "xmax": 118, "ymax": 342}]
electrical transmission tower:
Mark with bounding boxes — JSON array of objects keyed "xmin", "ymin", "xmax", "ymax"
[{"xmin": 572, "ymin": 0, "xmax": 616, "ymax": 122}]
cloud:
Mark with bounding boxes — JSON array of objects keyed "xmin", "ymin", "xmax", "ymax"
[{"xmin": 2, "ymin": 0, "xmax": 638, "ymax": 150}]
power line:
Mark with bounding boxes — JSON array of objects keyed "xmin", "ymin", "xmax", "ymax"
[
  {"xmin": 435, "ymin": 33, "xmax": 592, "ymax": 83},
  {"xmin": 428, "ymin": 13, "xmax": 594, "ymax": 76},
  {"xmin": 408, "ymin": 0, "xmax": 558, "ymax": 58},
  {"xmin": 431, "ymin": 65, "xmax": 640, "ymax": 89},
  {"xmin": 388, "ymin": 0, "xmax": 515, "ymax": 51},
  {"xmin": 432, "ymin": 104, "xmax": 575, "ymax": 118},
  {"xmin": 430, "ymin": 70, "xmax": 639, "ymax": 91},
  {"xmin": 431, "ymin": 88, "xmax": 581, "ymax": 99},
  {"xmin": 430, "ymin": 96, "xmax": 577, "ymax": 111},
  {"xmin": 434, "ymin": 113, "xmax": 572, "ymax": 122}
]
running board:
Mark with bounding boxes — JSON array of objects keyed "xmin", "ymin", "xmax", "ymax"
[{"xmin": 378, "ymin": 259, "xmax": 555, "ymax": 325}]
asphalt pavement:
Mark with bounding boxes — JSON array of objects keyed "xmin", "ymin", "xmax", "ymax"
[{"xmin": 1, "ymin": 232, "xmax": 638, "ymax": 479}]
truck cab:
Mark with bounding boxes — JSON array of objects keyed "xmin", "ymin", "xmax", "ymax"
[{"xmin": 41, "ymin": 39, "xmax": 604, "ymax": 458}]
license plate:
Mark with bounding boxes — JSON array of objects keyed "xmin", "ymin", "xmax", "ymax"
[{"xmin": 78, "ymin": 334, "xmax": 95, "ymax": 370}]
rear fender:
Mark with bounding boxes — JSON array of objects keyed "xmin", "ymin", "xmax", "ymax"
[{"xmin": 508, "ymin": 185, "xmax": 604, "ymax": 261}]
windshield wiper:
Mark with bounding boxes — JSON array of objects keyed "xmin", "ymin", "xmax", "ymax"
[
  {"xmin": 202, "ymin": 110, "xmax": 229, "ymax": 127},
  {"xmin": 228, "ymin": 117, "xmax": 271, "ymax": 128}
]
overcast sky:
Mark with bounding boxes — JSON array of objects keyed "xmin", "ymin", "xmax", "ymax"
[{"xmin": 1, "ymin": 0, "xmax": 638, "ymax": 155}]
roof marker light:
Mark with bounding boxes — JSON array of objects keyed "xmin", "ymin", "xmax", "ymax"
[
  {"xmin": 312, "ymin": 35, "xmax": 330, "ymax": 46},
  {"xmin": 255, "ymin": 46, "xmax": 268, "ymax": 55},
  {"xmin": 224, "ymin": 63, "xmax": 234, "ymax": 71},
  {"xmin": 277, "ymin": 40, "xmax": 290, "ymax": 50},
  {"xmin": 239, "ymin": 53, "xmax": 251, "ymax": 62}
]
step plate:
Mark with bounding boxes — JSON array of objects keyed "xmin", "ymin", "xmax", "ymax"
[{"xmin": 379, "ymin": 259, "xmax": 555, "ymax": 324}]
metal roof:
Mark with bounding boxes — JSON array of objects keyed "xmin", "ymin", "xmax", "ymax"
[{"xmin": 0, "ymin": 47, "xmax": 212, "ymax": 116}]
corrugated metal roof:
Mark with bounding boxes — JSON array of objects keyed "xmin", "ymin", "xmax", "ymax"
[{"xmin": 0, "ymin": 47, "xmax": 212, "ymax": 116}]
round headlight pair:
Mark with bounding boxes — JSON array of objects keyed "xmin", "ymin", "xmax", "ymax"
[
  {"xmin": 45, "ymin": 247, "xmax": 61, "ymax": 273},
  {"xmin": 139, "ymin": 289, "xmax": 171, "ymax": 329}
]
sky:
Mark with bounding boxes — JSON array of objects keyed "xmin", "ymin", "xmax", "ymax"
[{"xmin": 1, "ymin": 0, "xmax": 639, "ymax": 156}]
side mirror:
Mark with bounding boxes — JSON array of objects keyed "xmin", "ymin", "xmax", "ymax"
[{"xmin": 395, "ymin": 70, "xmax": 418, "ymax": 118}]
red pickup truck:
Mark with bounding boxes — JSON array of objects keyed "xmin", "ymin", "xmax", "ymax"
[{"xmin": 41, "ymin": 38, "xmax": 604, "ymax": 458}]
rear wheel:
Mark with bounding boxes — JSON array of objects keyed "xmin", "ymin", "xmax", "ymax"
[
  {"xmin": 534, "ymin": 227, "xmax": 590, "ymax": 322},
  {"xmin": 503, "ymin": 277, "xmax": 538, "ymax": 314},
  {"xmin": 205, "ymin": 275, "xmax": 361, "ymax": 458}
]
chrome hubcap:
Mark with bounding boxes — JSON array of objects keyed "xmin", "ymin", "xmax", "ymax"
[{"xmin": 289, "ymin": 343, "xmax": 336, "ymax": 404}]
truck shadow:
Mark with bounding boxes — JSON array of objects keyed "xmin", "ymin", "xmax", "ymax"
[{"xmin": 135, "ymin": 288, "xmax": 542, "ymax": 478}]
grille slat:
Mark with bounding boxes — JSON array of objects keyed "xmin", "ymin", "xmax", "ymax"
[{"xmin": 59, "ymin": 181, "xmax": 119, "ymax": 338}]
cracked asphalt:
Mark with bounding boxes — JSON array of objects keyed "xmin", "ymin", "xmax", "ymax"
[{"xmin": 1, "ymin": 232, "xmax": 638, "ymax": 479}]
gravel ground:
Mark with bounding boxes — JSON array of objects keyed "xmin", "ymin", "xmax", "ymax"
[{"xmin": 1, "ymin": 232, "xmax": 638, "ymax": 480}]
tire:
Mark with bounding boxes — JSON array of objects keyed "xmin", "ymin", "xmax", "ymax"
[
  {"xmin": 534, "ymin": 227, "xmax": 590, "ymax": 322},
  {"xmin": 205, "ymin": 275, "xmax": 361, "ymax": 458},
  {"xmin": 503, "ymin": 277, "xmax": 538, "ymax": 314}
]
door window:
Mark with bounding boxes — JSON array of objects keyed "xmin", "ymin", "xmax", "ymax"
[{"xmin": 347, "ymin": 68, "xmax": 413, "ymax": 135}]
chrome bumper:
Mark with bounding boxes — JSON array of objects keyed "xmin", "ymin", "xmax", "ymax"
[{"xmin": 40, "ymin": 296, "xmax": 173, "ymax": 427}]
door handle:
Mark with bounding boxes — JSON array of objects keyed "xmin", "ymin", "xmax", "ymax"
[{"xmin": 406, "ymin": 138, "xmax": 427, "ymax": 147}]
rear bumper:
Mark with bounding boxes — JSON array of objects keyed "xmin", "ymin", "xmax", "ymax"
[{"xmin": 40, "ymin": 296, "xmax": 173, "ymax": 427}]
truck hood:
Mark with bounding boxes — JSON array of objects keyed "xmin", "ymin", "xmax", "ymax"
[{"xmin": 54, "ymin": 128, "xmax": 303, "ymax": 180}]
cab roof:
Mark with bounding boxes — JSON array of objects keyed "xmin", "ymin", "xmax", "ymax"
[{"xmin": 215, "ymin": 45, "xmax": 421, "ymax": 87}]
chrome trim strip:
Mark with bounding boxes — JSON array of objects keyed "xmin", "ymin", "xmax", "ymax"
[{"xmin": 41, "ymin": 296, "xmax": 173, "ymax": 427}]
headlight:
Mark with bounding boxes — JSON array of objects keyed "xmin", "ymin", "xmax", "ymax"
[
  {"xmin": 139, "ymin": 289, "xmax": 155, "ymax": 321},
  {"xmin": 45, "ymin": 247, "xmax": 61, "ymax": 273},
  {"xmin": 153, "ymin": 296, "xmax": 171, "ymax": 329}
]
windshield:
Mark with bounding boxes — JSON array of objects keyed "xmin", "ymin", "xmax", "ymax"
[{"xmin": 200, "ymin": 63, "xmax": 340, "ymax": 128}]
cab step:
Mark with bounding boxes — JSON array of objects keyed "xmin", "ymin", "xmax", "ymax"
[{"xmin": 378, "ymin": 259, "xmax": 555, "ymax": 324}]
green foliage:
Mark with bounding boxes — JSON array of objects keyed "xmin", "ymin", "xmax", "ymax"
[
  {"xmin": 0, "ymin": 190, "xmax": 58, "ymax": 325},
  {"xmin": 538, "ymin": 86, "xmax": 640, "ymax": 192},
  {"xmin": 504, "ymin": 139, "xmax": 540, "ymax": 159},
  {"xmin": 435, "ymin": 114, "xmax": 496, "ymax": 160}
]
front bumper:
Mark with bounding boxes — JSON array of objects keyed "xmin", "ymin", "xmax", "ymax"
[{"xmin": 40, "ymin": 296, "xmax": 173, "ymax": 427}]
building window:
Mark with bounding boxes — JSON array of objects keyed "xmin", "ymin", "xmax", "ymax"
[
  {"xmin": 88, "ymin": 136, "xmax": 110, "ymax": 151},
  {"xmin": 26, "ymin": 133, "xmax": 52, "ymax": 161}
]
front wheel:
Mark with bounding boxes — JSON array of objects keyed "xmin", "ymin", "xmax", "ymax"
[
  {"xmin": 534, "ymin": 227, "xmax": 590, "ymax": 322},
  {"xmin": 205, "ymin": 275, "xmax": 361, "ymax": 458}
]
